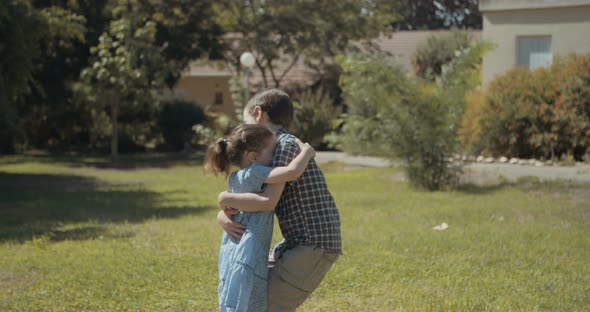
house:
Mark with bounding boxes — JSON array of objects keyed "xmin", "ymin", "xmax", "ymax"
[
  {"xmin": 172, "ymin": 63, "xmax": 235, "ymax": 117},
  {"xmin": 480, "ymin": 0, "xmax": 590, "ymax": 86},
  {"xmin": 174, "ymin": 30, "xmax": 481, "ymax": 116},
  {"xmin": 372, "ymin": 30, "xmax": 481, "ymax": 72}
]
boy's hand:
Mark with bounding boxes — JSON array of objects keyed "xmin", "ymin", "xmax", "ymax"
[
  {"xmin": 224, "ymin": 206, "xmax": 240, "ymax": 216},
  {"xmin": 295, "ymin": 138, "xmax": 316, "ymax": 159},
  {"xmin": 216, "ymin": 210, "xmax": 245, "ymax": 241},
  {"xmin": 217, "ymin": 191, "xmax": 245, "ymax": 240}
]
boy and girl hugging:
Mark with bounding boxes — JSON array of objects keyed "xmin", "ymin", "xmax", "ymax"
[{"xmin": 204, "ymin": 89, "xmax": 342, "ymax": 312}]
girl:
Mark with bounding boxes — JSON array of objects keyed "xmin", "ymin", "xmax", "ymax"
[{"xmin": 205, "ymin": 124, "xmax": 315, "ymax": 312}]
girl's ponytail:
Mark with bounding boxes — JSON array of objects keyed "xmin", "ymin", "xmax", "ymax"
[{"xmin": 204, "ymin": 138, "xmax": 233, "ymax": 177}]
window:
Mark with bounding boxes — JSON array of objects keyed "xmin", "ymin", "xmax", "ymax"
[
  {"xmin": 517, "ymin": 36, "xmax": 552, "ymax": 70},
  {"xmin": 214, "ymin": 92, "xmax": 223, "ymax": 105}
]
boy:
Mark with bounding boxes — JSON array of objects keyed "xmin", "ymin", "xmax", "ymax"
[{"xmin": 216, "ymin": 88, "xmax": 341, "ymax": 311}]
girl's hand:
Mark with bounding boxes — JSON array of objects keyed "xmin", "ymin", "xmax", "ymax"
[{"xmin": 295, "ymin": 138, "xmax": 316, "ymax": 159}]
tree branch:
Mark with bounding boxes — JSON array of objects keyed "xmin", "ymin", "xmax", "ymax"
[
  {"xmin": 277, "ymin": 52, "xmax": 301, "ymax": 85},
  {"xmin": 267, "ymin": 58, "xmax": 280, "ymax": 88}
]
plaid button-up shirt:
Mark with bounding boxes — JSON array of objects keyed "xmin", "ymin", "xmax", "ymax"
[{"xmin": 271, "ymin": 128, "xmax": 342, "ymax": 254}]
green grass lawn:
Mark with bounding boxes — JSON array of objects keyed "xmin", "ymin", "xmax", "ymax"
[{"xmin": 0, "ymin": 155, "xmax": 588, "ymax": 311}]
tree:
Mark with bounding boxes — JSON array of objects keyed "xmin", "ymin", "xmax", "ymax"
[
  {"xmin": 413, "ymin": 31, "xmax": 474, "ymax": 80},
  {"xmin": 11, "ymin": 0, "xmax": 222, "ymax": 152},
  {"xmin": 77, "ymin": 0, "xmax": 223, "ymax": 157},
  {"xmin": 0, "ymin": 1, "xmax": 45, "ymax": 153},
  {"xmin": 18, "ymin": 4, "xmax": 89, "ymax": 150},
  {"xmin": 131, "ymin": 0, "xmax": 224, "ymax": 88},
  {"xmin": 213, "ymin": 0, "xmax": 397, "ymax": 89},
  {"xmin": 393, "ymin": 0, "xmax": 481, "ymax": 30},
  {"xmin": 80, "ymin": 2, "xmax": 168, "ymax": 157}
]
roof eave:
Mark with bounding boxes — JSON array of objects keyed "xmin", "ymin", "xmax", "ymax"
[{"xmin": 479, "ymin": 0, "xmax": 590, "ymax": 12}]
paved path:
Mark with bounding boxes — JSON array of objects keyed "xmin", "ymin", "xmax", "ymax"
[
  {"xmin": 315, "ymin": 151, "xmax": 391, "ymax": 168},
  {"xmin": 463, "ymin": 163, "xmax": 590, "ymax": 183},
  {"xmin": 315, "ymin": 152, "xmax": 590, "ymax": 183}
]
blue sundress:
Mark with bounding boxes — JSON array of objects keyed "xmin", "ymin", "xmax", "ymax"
[{"xmin": 218, "ymin": 162, "xmax": 274, "ymax": 312}]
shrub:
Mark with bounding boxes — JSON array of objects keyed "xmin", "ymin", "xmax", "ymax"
[
  {"xmin": 551, "ymin": 54, "xmax": 590, "ymax": 160},
  {"xmin": 192, "ymin": 124, "xmax": 217, "ymax": 146},
  {"xmin": 441, "ymin": 41, "xmax": 494, "ymax": 155},
  {"xmin": 338, "ymin": 54, "xmax": 461, "ymax": 190},
  {"xmin": 290, "ymin": 87, "xmax": 340, "ymax": 148},
  {"xmin": 335, "ymin": 54, "xmax": 408, "ymax": 156},
  {"xmin": 413, "ymin": 31, "xmax": 473, "ymax": 81},
  {"xmin": 158, "ymin": 99, "xmax": 206, "ymax": 151},
  {"xmin": 335, "ymin": 41, "xmax": 490, "ymax": 189},
  {"xmin": 478, "ymin": 54, "xmax": 590, "ymax": 160},
  {"xmin": 187, "ymin": 111, "xmax": 241, "ymax": 149},
  {"xmin": 458, "ymin": 90, "xmax": 486, "ymax": 155},
  {"xmin": 338, "ymin": 40, "xmax": 492, "ymax": 188},
  {"xmin": 117, "ymin": 131, "xmax": 146, "ymax": 153},
  {"xmin": 478, "ymin": 67, "xmax": 537, "ymax": 157},
  {"xmin": 526, "ymin": 65, "xmax": 562, "ymax": 159}
]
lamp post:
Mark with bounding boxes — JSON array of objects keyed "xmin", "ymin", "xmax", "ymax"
[{"xmin": 239, "ymin": 52, "xmax": 256, "ymax": 104}]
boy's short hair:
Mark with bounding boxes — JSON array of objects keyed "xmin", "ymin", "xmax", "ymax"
[{"xmin": 245, "ymin": 88, "xmax": 294, "ymax": 128}]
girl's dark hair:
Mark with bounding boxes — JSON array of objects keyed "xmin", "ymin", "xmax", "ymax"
[{"xmin": 204, "ymin": 124, "xmax": 274, "ymax": 177}]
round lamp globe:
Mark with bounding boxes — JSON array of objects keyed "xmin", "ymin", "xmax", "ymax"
[{"xmin": 240, "ymin": 52, "xmax": 256, "ymax": 68}]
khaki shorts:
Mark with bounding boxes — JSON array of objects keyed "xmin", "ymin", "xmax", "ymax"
[{"xmin": 267, "ymin": 245, "xmax": 339, "ymax": 312}]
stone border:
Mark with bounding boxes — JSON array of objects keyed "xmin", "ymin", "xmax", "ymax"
[{"xmin": 457, "ymin": 154, "xmax": 588, "ymax": 167}]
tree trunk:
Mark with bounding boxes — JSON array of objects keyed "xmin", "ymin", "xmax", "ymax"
[
  {"xmin": 110, "ymin": 98, "xmax": 119, "ymax": 158},
  {"xmin": 0, "ymin": 75, "xmax": 16, "ymax": 154}
]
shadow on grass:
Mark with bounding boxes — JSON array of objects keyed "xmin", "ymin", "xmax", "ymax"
[
  {"xmin": 49, "ymin": 226, "xmax": 135, "ymax": 242},
  {"xmin": 0, "ymin": 152, "xmax": 205, "ymax": 170},
  {"xmin": 0, "ymin": 172, "xmax": 209, "ymax": 242},
  {"xmin": 456, "ymin": 182, "xmax": 511, "ymax": 194},
  {"xmin": 457, "ymin": 175, "xmax": 590, "ymax": 194}
]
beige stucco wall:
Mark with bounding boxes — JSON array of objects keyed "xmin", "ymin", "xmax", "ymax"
[
  {"xmin": 174, "ymin": 76, "xmax": 236, "ymax": 117},
  {"xmin": 480, "ymin": 0, "xmax": 590, "ymax": 11},
  {"xmin": 482, "ymin": 5, "xmax": 590, "ymax": 86}
]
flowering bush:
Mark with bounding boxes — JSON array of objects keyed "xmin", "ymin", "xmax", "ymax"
[
  {"xmin": 458, "ymin": 90, "xmax": 486, "ymax": 155},
  {"xmin": 478, "ymin": 54, "xmax": 590, "ymax": 160},
  {"xmin": 479, "ymin": 67, "xmax": 540, "ymax": 157},
  {"xmin": 551, "ymin": 54, "xmax": 590, "ymax": 159}
]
